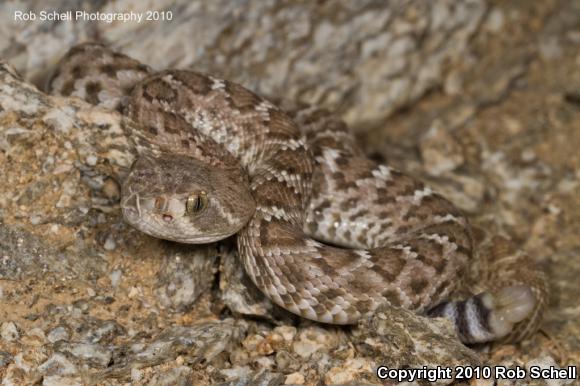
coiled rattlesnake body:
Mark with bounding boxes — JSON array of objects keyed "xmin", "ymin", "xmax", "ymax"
[{"xmin": 49, "ymin": 44, "xmax": 547, "ymax": 344}]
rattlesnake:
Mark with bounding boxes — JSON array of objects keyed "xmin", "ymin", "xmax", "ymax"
[{"xmin": 48, "ymin": 43, "xmax": 548, "ymax": 344}]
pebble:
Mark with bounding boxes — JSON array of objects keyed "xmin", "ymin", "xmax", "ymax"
[
  {"xmin": 292, "ymin": 339, "xmax": 324, "ymax": 359},
  {"xmin": 1, "ymin": 321, "xmax": 20, "ymax": 342},
  {"xmin": 47, "ymin": 326, "xmax": 69, "ymax": 343},
  {"xmin": 285, "ymin": 372, "xmax": 305, "ymax": 385},
  {"xmin": 273, "ymin": 326, "xmax": 297, "ymax": 342},
  {"xmin": 103, "ymin": 234, "xmax": 116, "ymax": 251},
  {"xmin": 485, "ymin": 8, "xmax": 504, "ymax": 32},
  {"xmin": 60, "ymin": 342, "xmax": 112, "ymax": 368},
  {"xmin": 242, "ymin": 333, "xmax": 265, "ymax": 352},
  {"xmin": 38, "ymin": 353, "xmax": 78, "ymax": 376},
  {"xmin": 85, "ymin": 154, "xmax": 98, "ymax": 166},
  {"xmin": 110, "ymin": 269, "xmax": 123, "ymax": 287},
  {"xmin": 526, "ymin": 356, "xmax": 575, "ymax": 386},
  {"xmin": 102, "ymin": 177, "xmax": 121, "ymax": 201},
  {"xmin": 220, "ymin": 365, "xmax": 252, "ymax": 380},
  {"xmin": 29, "ymin": 214, "xmax": 42, "ymax": 225},
  {"xmin": 52, "ymin": 163, "xmax": 73, "ymax": 174},
  {"xmin": 0, "ymin": 350, "xmax": 13, "ymax": 366},
  {"xmin": 324, "ymin": 359, "xmax": 372, "ymax": 384},
  {"xmin": 79, "ymin": 320, "xmax": 124, "ymax": 344},
  {"xmin": 253, "ymin": 356, "xmax": 274, "ymax": 371},
  {"xmin": 42, "ymin": 376, "xmax": 83, "ymax": 386},
  {"xmin": 419, "ymin": 123, "xmax": 464, "ymax": 175},
  {"xmin": 292, "ymin": 326, "xmax": 340, "ymax": 359},
  {"xmin": 131, "ymin": 367, "xmax": 143, "ymax": 382},
  {"xmin": 275, "ymin": 350, "xmax": 300, "ymax": 372},
  {"xmin": 128, "ymin": 286, "xmax": 140, "ymax": 298},
  {"xmin": 25, "ymin": 328, "xmax": 46, "ymax": 346},
  {"xmin": 146, "ymin": 366, "xmax": 193, "ymax": 385},
  {"xmin": 539, "ymin": 37, "xmax": 563, "ymax": 60}
]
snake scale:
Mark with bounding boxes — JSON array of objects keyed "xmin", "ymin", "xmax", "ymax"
[{"xmin": 48, "ymin": 44, "xmax": 547, "ymax": 344}]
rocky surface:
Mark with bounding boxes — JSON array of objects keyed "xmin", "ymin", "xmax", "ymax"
[
  {"xmin": 1, "ymin": 0, "xmax": 486, "ymax": 128},
  {"xmin": 1, "ymin": 0, "xmax": 579, "ymax": 385}
]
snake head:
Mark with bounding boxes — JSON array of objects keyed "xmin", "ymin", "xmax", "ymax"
[{"xmin": 121, "ymin": 154, "xmax": 255, "ymax": 243}]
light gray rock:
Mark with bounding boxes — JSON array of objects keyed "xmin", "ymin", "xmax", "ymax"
[
  {"xmin": 154, "ymin": 242, "xmax": 218, "ymax": 312},
  {"xmin": 37, "ymin": 353, "xmax": 78, "ymax": 376},
  {"xmin": 42, "ymin": 375, "xmax": 83, "ymax": 386},
  {"xmin": 145, "ymin": 366, "xmax": 193, "ymax": 386},
  {"xmin": 1, "ymin": 321, "xmax": 20, "ymax": 342},
  {"xmin": 350, "ymin": 304, "xmax": 481, "ymax": 385},
  {"xmin": 56, "ymin": 342, "xmax": 112, "ymax": 368},
  {"xmin": 0, "ymin": 0, "xmax": 486, "ymax": 127}
]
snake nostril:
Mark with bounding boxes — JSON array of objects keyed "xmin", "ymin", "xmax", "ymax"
[
  {"xmin": 162, "ymin": 214, "xmax": 173, "ymax": 223},
  {"xmin": 155, "ymin": 197, "xmax": 165, "ymax": 211}
]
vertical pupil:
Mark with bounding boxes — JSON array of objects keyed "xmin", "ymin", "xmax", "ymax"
[{"xmin": 187, "ymin": 195, "xmax": 204, "ymax": 213}]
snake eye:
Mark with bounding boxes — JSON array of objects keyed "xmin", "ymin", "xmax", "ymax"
[{"xmin": 185, "ymin": 191, "xmax": 208, "ymax": 215}]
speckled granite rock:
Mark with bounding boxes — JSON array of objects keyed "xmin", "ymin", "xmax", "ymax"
[
  {"xmin": 0, "ymin": 64, "xmax": 233, "ymax": 384},
  {"xmin": 0, "ymin": 0, "xmax": 486, "ymax": 128}
]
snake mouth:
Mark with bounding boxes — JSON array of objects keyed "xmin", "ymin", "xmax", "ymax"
[
  {"xmin": 122, "ymin": 207, "xmax": 139, "ymax": 220},
  {"xmin": 121, "ymin": 193, "xmax": 142, "ymax": 218}
]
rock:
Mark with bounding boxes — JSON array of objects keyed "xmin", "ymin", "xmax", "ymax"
[
  {"xmin": 103, "ymin": 234, "xmax": 116, "ymax": 251},
  {"xmin": 47, "ymin": 326, "xmax": 69, "ymax": 343},
  {"xmin": 218, "ymin": 371, "xmax": 285, "ymax": 386},
  {"xmin": 539, "ymin": 37, "xmax": 563, "ymax": 60},
  {"xmin": 145, "ymin": 366, "xmax": 193, "ymax": 386},
  {"xmin": 219, "ymin": 365, "xmax": 252, "ymax": 382},
  {"xmin": 350, "ymin": 304, "xmax": 481, "ymax": 385},
  {"xmin": 154, "ymin": 242, "xmax": 218, "ymax": 312},
  {"xmin": 24, "ymin": 327, "xmax": 46, "ymax": 346},
  {"xmin": 130, "ymin": 367, "xmax": 143, "ymax": 382},
  {"xmin": 109, "ymin": 269, "xmax": 122, "ymax": 288},
  {"xmin": 419, "ymin": 122, "xmax": 465, "ymax": 176},
  {"xmin": 485, "ymin": 7, "xmax": 505, "ymax": 33},
  {"xmin": 292, "ymin": 326, "xmax": 346, "ymax": 360},
  {"xmin": 0, "ymin": 350, "xmax": 13, "ymax": 366},
  {"xmin": 76, "ymin": 318, "xmax": 125, "ymax": 344},
  {"xmin": 525, "ymin": 355, "xmax": 576, "ymax": 386},
  {"xmin": 219, "ymin": 244, "xmax": 276, "ymax": 320},
  {"xmin": 56, "ymin": 342, "xmax": 112, "ymax": 368},
  {"xmin": 97, "ymin": 319, "xmax": 245, "ymax": 380},
  {"xmin": 0, "ymin": 226, "xmax": 106, "ymax": 282},
  {"xmin": 324, "ymin": 358, "xmax": 374, "ymax": 385},
  {"xmin": 0, "ymin": 1, "xmax": 486, "ymax": 127},
  {"xmin": 37, "ymin": 353, "xmax": 78, "ymax": 376},
  {"xmin": 274, "ymin": 351, "xmax": 300, "ymax": 374},
  {"xmin": 284, "ymin": 372, "xmax": 304, "ymax": 385},
  {"xmin": 1, "ymin": 321, "xmax": 20, "ymax": 342},
  {"xmin": 42, "ymin": 376, "xmax": 83, "ymax": 386}
]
